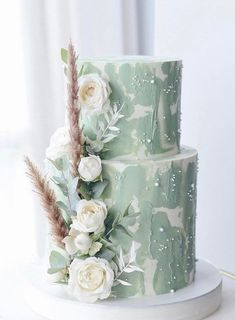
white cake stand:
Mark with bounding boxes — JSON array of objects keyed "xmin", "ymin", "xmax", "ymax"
[{"xmin": 23, "ymin": 259, "xmax": 222, "ymax": 320}]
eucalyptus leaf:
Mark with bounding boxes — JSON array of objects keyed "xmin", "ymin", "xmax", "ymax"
[
  {"xmin": 85, "ymin": 145, "xmax": 95, "ymax": 155},
  {"xmin": 109, "ymin": 126, "xmax": 119, "ymax": 132},
  {"xmin": 48, "ymin": 156, "xmax": 69, "ymax": 171},
  {"xmin": 89, "ymin": 242, "xmax": 102, "ymax": 256},
  {"xmin": 98, "ymin": 121, "xmax": 105, "ymax": 132},
  {"xmin": 56, "ymin": 280, "xmax": 68, "ymax": 285},
  {"xmin": 56, "ymin": 201, "xmax": 69, "ymax": 212},
  {"xmin": 112, "ymin": 213, "xmax": 121, "ymax": 229},
  {"xmin": 100, "ymin": 238, "xmax": 116, "ymax": 250},
  {"xmin": 56, "ymin": 183, "xmax": 68, "ymax": 196},
  {"xmin": 113, "ymin": 104, "xmax": 118, "ymax": 113},
  {"xmin": 78, "ymin": 65, "xmax": 84, "ymax": 77},
  {"xmin": 51, "ymin": 176, "xmax": 65, "ymax": 185},
  {"xmin": 97, "ymin": 248, "xmax": 116, "ymax": 261},
  {"xmin": 104, "ymin": 112, "xmax": 110, "ymax": 123},
  {"xmin": 116, "ymin": 224, "xmax": 133, "ymax": 237},
  {"xmin": 79, "ymin": 181, "xmax": 92, "ymax": 200},
  {"xmin": 102, "ymin": 134, "xmax": 116, "ymax": 144},
  {"xmin": 92, "ymin": 179, "xmax": 109, "ymax": 198},
  {"xmin": 61, "ymin": 48, "xmax": 68, "ymax": 64},
  {"xmin": 117, "ymin": 279, "xmax": 131, "ymax": 286},
  {"xmin": 128, "ymin": 265, "xmax": 144, "ymax": 273},
  {"xmin": 47, "ymin": 267, "xmax": 63, "ymax": 274},
  {"xmin": 123, "ymin": 203, "xmax": 132, "ymax": 218},
  {"xmin": 122, "ymin": 267, "xmax": 135, "ymax": 273},
  {"xmin": 68, "ymin": 177, "xmax": 79, "ymax": 195},
  {"xmin": 49, "ymin": 251, "xmax": 68, "ymax": 269}
]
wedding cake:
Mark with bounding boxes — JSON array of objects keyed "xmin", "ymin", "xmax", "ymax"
[{"xmin": 25, "ymin": 43, "xmax": 197, "ymax": 303}]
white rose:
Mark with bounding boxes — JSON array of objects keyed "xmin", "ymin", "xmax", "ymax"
[
  {"xmin": 68, "ymin": 257, "xmax": 114, "ymax": 303},
  {"xmin": 63, "ymin": 228, "xmax": 92, "ymax": 255},
  {"xmin": 46, "ymin": 127, "xmax": 70, "ymax": 160},
  {"xmin": 72, "ymin": 199, "xmax": 107, "ymax": 234},
  {"xmin": 78, "ymin": 155, "xmax": 102, "ymax": 182},
  {"xmin": 78, "ymin": 73, "xmax": 111, "ymax": 114}
]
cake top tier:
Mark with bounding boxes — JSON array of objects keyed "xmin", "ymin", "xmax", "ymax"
[{"xmin": 75, "ymin": 56, "xmax": 182, "ymax": 160}]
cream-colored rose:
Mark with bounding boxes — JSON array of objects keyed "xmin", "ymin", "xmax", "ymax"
[
  {"xmin": 78, "ymin": 73, "xmax": 111, "ymax": 114},
  {"xmin": 68, "ymin": 257, "xmax": 114, "ymax": 303},
  {"xmin": 46, "ymin": 127, "xmax": 70, "ymax": 160},
  {"xmin": 72, "ymin": 199, "xmax": 107, "ymax": 234},
  {"xmin": 63, "ymin": 228, "xmax": 92, "ymax": 255},
  {"xmin": 78, "ymin": 155, "xmax": 102, "ymax": 182}
]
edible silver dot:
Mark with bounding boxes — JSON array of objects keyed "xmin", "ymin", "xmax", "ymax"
[
  {"xmin": 159, "ymin": 227, "xmax": 164, "ymax": 232},
  {"xmin": 170, "ymin": 289, "xmax": 175, "ymax": 293},
  {"xmin": 155, "ymin": 182, "xmax": 160, "ymax": 187},
  {"xmin": 150, "ymin": 80, "xmax": 155, "ymax": 84}
]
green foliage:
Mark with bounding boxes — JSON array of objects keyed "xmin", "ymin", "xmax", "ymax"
[
  {"xmin": 85, "ymin": 104, "xmax": 124, "ymax": 155},
  {"xmin": 92, "ymin": 179, "xmax": 109, "ymax": 198},
  {"xmin": 89, "ymin": 242, "xmax": 102, "ymax": 256},
  {"xmin": 48, "ymin": 156, "xmax": 69, "ymax": 172},
  {"xmin": 48, "ymin": 156, "xmax": 79, "ymax": 214},
  {"xmin": 61, "ymin": 48, "xmax": 68, "ymax": 64},
  {"xmin": 79, "ymin": 179, "xmax": 109, "ymax": 200},
  {"xmin": 79, "ymin": 181, "xmax": 93, "ymax": 200},
  {"xmin": 97, "ymin": 247, "xmax": 116, "ymax": 261},
  {"xmin": 48, "ymin": 250, "xmax": 69, "ymax": 275},
  {"xmin": 104, "ymin": 203, "xmax": 138, "ymax": 240}
]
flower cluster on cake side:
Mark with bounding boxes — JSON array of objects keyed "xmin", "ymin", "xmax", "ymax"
[{"xmin": 25, "ymin": 42, "xmax": 143, "ymax": 303}]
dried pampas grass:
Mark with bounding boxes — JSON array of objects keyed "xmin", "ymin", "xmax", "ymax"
[
  {"xmin": 67, "ymin": 41, "xmax": 83, "ymax": 177},
  {"xmin": 24, "ymin": 156, "xmax": 68, "ymax": 247}
]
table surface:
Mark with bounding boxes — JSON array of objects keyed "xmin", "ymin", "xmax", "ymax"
[{"xmin": 0, "ymin": 268, "xmax": 234, "ymax": 320}]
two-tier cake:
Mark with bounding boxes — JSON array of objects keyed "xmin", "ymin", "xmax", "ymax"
[{"xmin": 25, "ymin": 43, "xmax": 198, "ymax": 304}]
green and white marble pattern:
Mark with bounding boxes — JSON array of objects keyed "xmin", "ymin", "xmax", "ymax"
[
  {"xmin": 100, "ymin": 147, "xmax": 197, "ymax": 298},
  {"xmin": 78, "ymin": 57, "xmax": 197, "ymax": 299},
  {"xmin": 79, "ymin": 57, "xmax": 182, "ymax": 160}
]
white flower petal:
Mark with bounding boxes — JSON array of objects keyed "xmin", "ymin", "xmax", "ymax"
[
  {"xmin": 63, "ymin": 236, "xmax": 78, "ymax": 255},
  {"xmin": 67, "ymin": 257, "xmax": 114, "ymax": 303},
  {"xmin": 78, "ymin": 73, "xmax": 111, "ymax": 116},
  {"xmin": 78, "ymin": 155, "xmax": 102, "ymax": 182},
  {"xmin": 46, "ymin": 127, "xmax": 70, "ymax": 160},
  {"xmin": 75, "ymin": 199, "xmax": 107, "ymax": 234}
]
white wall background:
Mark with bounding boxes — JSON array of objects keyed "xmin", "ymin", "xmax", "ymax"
[{"xmin": 155, "ymin": 0, "xmax": 235, "ymax": 270}]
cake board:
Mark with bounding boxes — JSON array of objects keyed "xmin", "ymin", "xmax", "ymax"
[{"xmin": 23, "ymin": 259, "xmax": 222, "ymax": 320}]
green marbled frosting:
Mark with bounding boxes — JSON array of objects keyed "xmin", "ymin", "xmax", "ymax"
[
  {"xmin": 78, "ymin": 57, "xmax": 197, "ymax": 298},
  {"xmin": 100, "ymin": 147, "xmax": 197, "ymax": 297},
  {"xmin": 79, "ymin": 57, "xmax": 182, "ymax": 160}
]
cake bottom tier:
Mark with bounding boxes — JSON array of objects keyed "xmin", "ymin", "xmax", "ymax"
[{"xmin": 101, "ymin": 147, "xmax": 198, "ymax": 298}]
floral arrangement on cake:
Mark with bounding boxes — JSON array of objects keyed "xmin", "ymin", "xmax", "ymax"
[{"xmin": 25, "ymin": 42, "xmax": 143, "ymax": 303}]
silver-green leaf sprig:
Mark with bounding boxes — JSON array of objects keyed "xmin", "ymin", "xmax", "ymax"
[
  {"xmin": 85, "ymin": 103, "xmax": 125, "ymax": 154},
  {"xmin": 113, "ymin": 243, "xmax": 144, "ymax": 287},
  {"xmin": 48, "ymin": 250, "xmax": 70, "ymax": 284},
  {"xmin": 94, "ymin": 204, "xmax": 140, "ymax": 263},
  {"xmin": 47, "ymin": 156, "xmax": 79, "ymax": 223}
]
